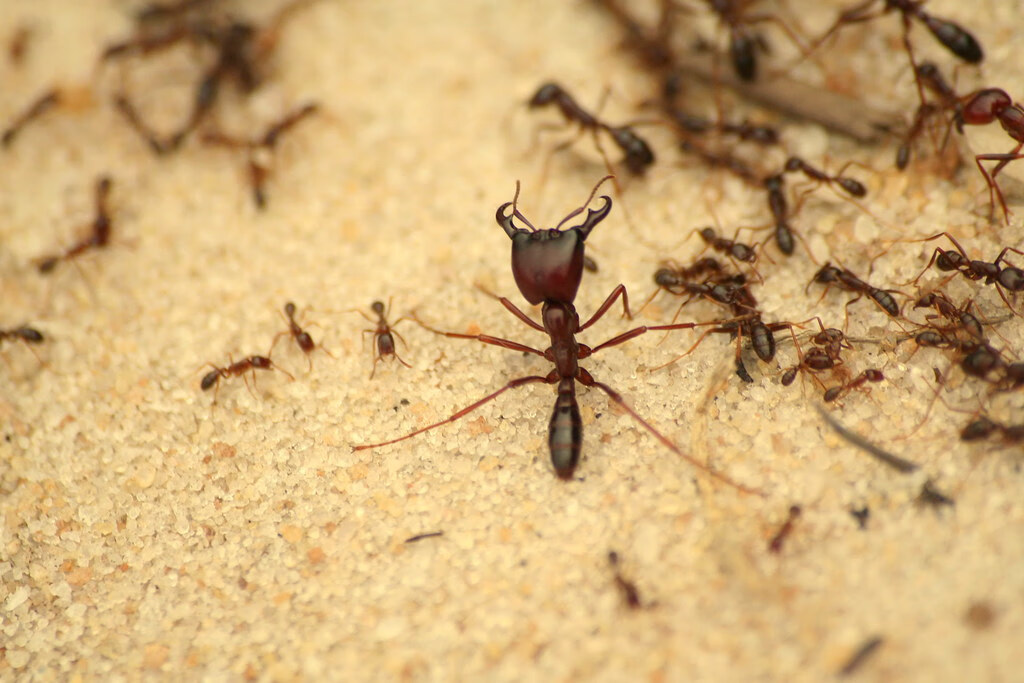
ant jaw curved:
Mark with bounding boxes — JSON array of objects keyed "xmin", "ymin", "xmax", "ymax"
[
  {"xmin": 495, "ymin": 202, "xmax": 522, "ymax": 239},
  {"xmin": 571, "ymin": 195, "xmax": 612, "ymax": 240}
]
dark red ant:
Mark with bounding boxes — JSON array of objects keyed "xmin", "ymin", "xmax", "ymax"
[
  {"xmin": 768, "ymin": 504, "xmax": 801, "ymax": 553},
  {"xmin": 36, "ymin": 176, "xmax": 114, "ymax": 274},
  {"xmin": 960, "ymin": 416, "xmax": 1024, "ymax": 444},
  {"xmin": 782, "ymin": 156, "xmax": 866, "ymax": 198},
  {"xmin": 2, "ymin": 89, "xmax": 60, "ymax": 148},
  {"xmin": 912, "ymin": 291, "xmax": 984, "ymax": 340},
  {"xmin": 781, "ymin": 322, "xmax": 851, "ymax": 388},
  {"xmin": 528, "ymin": 82, "xmax": 655, "ymax": 176},
  {"xmin": 823, "ymin": 368, "xmax": 884, "ymax": 402},
  {"xmin": 814, "ymin": 1, "xmax": 982, "ymax": 69},
  {"xmin": 199, "ymin": 353, "xmax": 293, "ymax": 401},
  {"xmin": 954, "ymin": 88, "xmax": 1024, "ymax": 223},
  {"xmin": 809, "ymin": 262, "xmax": 902, "ymax": 319},
  {"xmin": 352, "ymin": 300, "xmax": 411, "ymax": 379},
  {"xmin": 665, "ymin": 106, "xmax": 779, "ymax": 146},
  {"xmin": 695, "ymin": 226, "xmax": 757, "ymax": 263},
  {"xmin": 909, "ymin": 232, "xmax": 1024, "ymax": 312},
  {"xmin": 201, "ymin": 103, "xmax": 318, "ymax": 208},
  {"xmin": 0, "ymin": 325, "xmax": 44, "ymax": 347},
  {"xmin": 896, "ymin": 62, "xmax": 961, "ymax": 170},
  {"xmin": 355, "ymin": 179, "xmax": 759, "ymax": 492},
  {"xmin": 270, "ymin": 301, "xmax": 333, "ymax": 371}
]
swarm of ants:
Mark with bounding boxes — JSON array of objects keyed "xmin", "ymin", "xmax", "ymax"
[{"xmin": 3, "ymin": 0, "xmax": 1023, "ymax": 565}]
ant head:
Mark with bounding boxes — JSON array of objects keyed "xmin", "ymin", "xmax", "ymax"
[
  {"xmin": 371, "ymin": 301, "xmax": 386, "ymax": 315},
  {"xmin": 495, "ymin": 179, "xmax": 613, "ymax": 305}
]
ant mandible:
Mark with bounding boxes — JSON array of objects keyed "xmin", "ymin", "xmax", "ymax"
[{"xmin": 355, "ymin": 178, "xmax": 759, "ymax": 493}]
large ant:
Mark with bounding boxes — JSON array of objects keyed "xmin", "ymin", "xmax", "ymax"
[
  {"xmin": 199, "ymin": 353, "xmax": 293, "ymax": 401},
  {"xmin": 36, "ymin": 176, "xmax": 114, "ymax": 274},
  {"xmin": 201, "ymin": 103, "xmax": 319, "ymax": 208},
  {"xmin": 909, "ymin": 232, "xmax": 1024, "ymax": 313},
  {"xmin": 355, "ymin": 179, "xmax": 759, "ymax": 493},
  {"xmin": 809, "ymin": 262, "xmax": 902, "ymax": 319},
  {"xmin": 352, "ymin": 300, "xmax": 411, "ymax": 379},
  {"xmin": 528, "ymin": 82, "xmax": 655, "ymax": 176},
  {"xmin": 954, "ymin": 88, "xmax": 1024, "ymax": 223}
]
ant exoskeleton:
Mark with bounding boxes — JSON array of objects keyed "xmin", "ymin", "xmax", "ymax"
[
  {"xmin": 528, "ymin": 82, "xmax": 655, "ymax": 176},
  {"xmin": 702, "ymin": 0, "xmax": 809, "ymax": 82},
  {"xmin": 36, "ymin": 176, "xmax": 114, "ymax": 274},
  {"xmin": 695, "ymin": 226, "xmax": 757, "ymax": 263},
  {"xmin": 954, "ymin": 88, "xmax": 1024, "ymax": 223},
  {"xmin": 665, "ymin": 106, "xmax": 779, "ymax": 146},
  {"xmin": 909, "ymin": 232, "xmax": 1024, "ymax": 313},
  {"xmin": 199, "ymin": 353, "xmax": 294, "ymax": 401},
  {"xmin": 2, "ymin": 89, "xmax": 60, "ymax": 148},
  {"xmin": 912, "ymin": 291, "xmax": 984, "ymax": 340},
  {"xmin": 809, "ymin": 262, "xmax": 902, "ymax": 319},
  {"xmin": 781, "ymin": 321, "xmax": 852, "ymax": 388},
  {"xmin": 823, "ymin": 368, "xmax": 884, "ymax": 403},
  {"xmin": 768, "ymin": 504, "xmax": 801, "ymax": 553},
  {"xmin": 355, "ymin": 179, "xmax": 759, "ymax": 492},
  {"xmin": 0, "ymin": 325, "xmax": 44, "ymax": 347},
  {"xmin": 813, "ymin": 1, "xmax": 982, "ymax": 72},
  {"xmin": 896, "ymin": 62, "xmax": 961, "ymax": 170},
  {"xmin": 270, "ymin": 301, "xmax": 333, "ymax": 371},
  {"xmin": 201, "ymin": 103, "xmax": 319, "ymax": 208},
  {"xmin": 352, "ymin": 300, "xmax": 411, "ymax": 379},
  {"xmin": 782, "ymin": 156, "xmax": 867, "ymax": 198}
]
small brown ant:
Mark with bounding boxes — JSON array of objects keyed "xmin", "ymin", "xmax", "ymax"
[
  {"xmin": 36, "ymin": 176, "xmax": 114, "ymax": 274},
  {"xmin": 768, "ymin": 504, "xmax": 801, "ymax": 553},
  {"xmin": 352, "ymin": 299, "xmax": 411, "ymax": 379},
  {"xmin": 909, "ymin": 232, "xmax": 1024, "ymax": 313},
  {"xmin": 823, "ymin": 368, "xmax": 884, "ymax": 403},
  {"xmin": 270, "ymin": 301, "xmax": 333, "ymax": 371},
  {"xmin": 960, "ymin": 416, "xmax": 1024, "ymax": 444},
  {"xmin": 782, "ymin": 156, "xmax": 867, "ymax": 198},
  {"xmin": 809, "ymin": 262, "xmax": 902, "ymax": 319},
  {"xmin": 695, "ymin": 226, "xmax": 757, "ymax": 263},
  {"xmin": 702, "ymin": 0, "xmax": 809, "ymax": 82},
  {"xmin": 0, "ymin": 325, "xmax": 46, "ymax": 365},
  {"xmin": 201, "ymin": 103, "xmax": 319, "ymax": 209},
  {"xmin": 607, "ymin": 550, "xmax": 644, "ymax": 609},
  {"xmin": 199, "ymin": 353, "xmax": 293, "ymax": 401}
]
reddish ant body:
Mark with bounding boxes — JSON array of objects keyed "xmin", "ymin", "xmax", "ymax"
[
  {"xmin": 271, "ymin": 301, "xmax": 333, "ymax": 371},
  {"xmin": 823, "ymin": 368, "xmax": 884, "ymax": 402},
  {"xmin": 36, "ymin": 177, "xmax": 114, "ymax": 274},
  {"xmin": 353, "ymin": 300, "xmax": 411, "ymax": 379},
  {"xmin": 809, "ymin": 262, "xmax": 902, "ymax": 319},
  {"xmin": 355, "ymin": 179, "xmax": 758, "ymax": 492},
  {"xmin": 608, "ymin": 550, "xmax": 644, "ymax": 609},
  {"xmin": 910, "ymin": 233, "xmax": 1024, "ymax": 312},
  {"xmin": 768, "ymin": 505, "xmax": 801, "ymax": 553},
  {"xmin": 199, "ymin": 354, "xmax": 293, "ymax": 400},
  {"xmin": 782, "ymin": 156, "xmax": 867, "ymax": 198},
  {"xmin": 528, "ymin": 82, "xmax": 655, "ymax": 176},
  {"xmin": 955, "ymin": 88, "xmax": 1024, "ymax": 222},
  {"xmin": 696, "ymin": 226, "xmax": 757, "ymax": 263}
]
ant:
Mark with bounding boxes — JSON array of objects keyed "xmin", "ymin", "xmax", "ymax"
[
  {"xmin": 912, "ymin": 291, "xmax": 984, "ymax": 340},
  {"xmin": 106, "ymin": 0, "xmax": 316, "ymax": 153},
  {"xmin": 896, "ymin": 62, "xmax": 961, "ymax": 170},
  {"xmin": 270, "ymin": 301, "xmax": 333, "ymax": 371},
  {"xmin": 528, "ymin": 82, "xmax": 655, "ymax": 176},
  {"xmin": 695, "ymin": 226, "xmax": 757, "ymax": 264},
  {"xmin": 703, "ymin": 0, "xmax": 808, "ymax": 81},
  {"xmin": 954, "ymin": 88, "xmax": 1024, "ymax": 223},
  {"xmin": 909, "ymin": 232, "xmax": 1024, "ymax": 313},
  {"xmin": 782, "ymin": 156, "xmax": 867, "ymax": 198},
  {"xmin": 960, "ymin": 416, "xmax": 1024, "ymax": 444},
  {"xmin": 781, "ymin": 322, "xmax": 852, "ymax": 388},
  {"xmin": 823, "ymin": 368, "xmax": 884, "ymax": 402},
  {"xmin": 201, "ymin": 103, "xmax": 319, "ymax": 208},
  {"xmin": 199, "ymin": 353, "xmax": 293, "ymax": 401},
  {"xmin": 607, "ymin": 550, "xmax": 644, "ymax": 609},
  {"xmin": 813, "ymin": 1, "xmax": 982, "ymax": 84},
  {"xmin": 355, "ymin": 179, "xmax": 760, "ymax": 493},
  {"xmin": 665, "ymin": 106, "xmax": 779, "ymax": 146},
  {"xmin": 36, "ymin": 176, "xmax": 114, "ymax": 274},
  {"xmin": 2, "ymin": 89, "xmax": 60, "ymax": 148},
  {"xmin": 768, "ymin": 504, "xmax": 801, "ymax": 553},
  {"xmin": 352, "ymin": 300, "xmax": 411, "ymax": 379},
  {"xmin": 809, "ymin": 262, "xmax": 902, "ymax": 319},
  {"xmin": 0, "ymin": 325, "xmax": 45, "ymax": 365}
]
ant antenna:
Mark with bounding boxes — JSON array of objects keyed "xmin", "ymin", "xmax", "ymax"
[{"xmin": 555, "ymin": 174, "xmax": 616, "ymax": 229}]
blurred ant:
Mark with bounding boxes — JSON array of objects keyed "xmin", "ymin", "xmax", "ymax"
[
  {"xmin": 0, "ymin": 325, "xmax": 45, "ymax": 365},
  {"xmin": 954, "ymin": 88, "xmax": 1024, "ymax": 223},
  {"xmin": 960, "ymin": 416, "xmax": 1024, "ymax": 444},
  {"xmin": 781, "ymin": 321, "xmax": 852, "ymax": 389},
  {"xmin": 665, "ymin": 106, "xmax": 779, "ymax": 146},
  {"xmin": 607, "ymin": 550, "xmax": 645, "ymax": 609},
  {"xmin": 768, "ymin": 504, "xmax": 801, "ymax": 553},
  {"xmin": 694, "ymin": 226, "xmax": 757, "ymax": 264},
  {"xmin": 270, "ymin": 301, "xmax": 333, "ymax": 371},
  {"xmin": 8, "ymin": 25, "xmax": 33, "ymax": 65},
  {"xmin": 351, "ymin": 300, "xmax": 411, "ymax": 379},
  {"xmin": 106, "ymin": 0, "xmax": 317, "ymax": 153},
  {"xmin": 201, "ymin": 103, "xmax": 319, "ymax": 208},
  {"xmin": 703, "ymin": 0, "xmax": 809, "ymax": 81},
  {"xmin": 528, "ymin": 82, "xmax": 655, "ymax": 177},
  {"xmin": 809, "ymin": 262, "xmax": 902, "ymax": 320},
  {"xmin": 2, "ymin": 89, "xmax": 60, "ymax": 148},
  {"xmin": 199, "ymin": 353, "xmax": 293, "ymax": 401},
  {"xmin": 356, "ymin": 178, "xmax": 760, "ymax": 492},
  {"xmin": 912, "ymin": 291, "xmax": 984, "ymax": 340},
  {"xmin": 782, "ymin": 156, "xmax": 867, "ymax": 198},
  {"xmin": 823, "ymin": 368, "xmax": 884, "ymax": 403},
  {"xmin": 896, "ymin": 62, "xmax": 961, "ymax": 170},
  {"xmin": 36, "ymin": 176, "xmax": 114, "ymax": 274}
]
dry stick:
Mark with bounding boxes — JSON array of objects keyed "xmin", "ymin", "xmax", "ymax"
[
  {"xmin": 815, "ymin": 404, "xmax": 919, "ymax": 473},
  {"xmin": 671, "ymin": 52, "xmax": 901, "ymax": 144}
]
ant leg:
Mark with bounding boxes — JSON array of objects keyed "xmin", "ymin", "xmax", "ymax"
[
  {"xmin": 386, "ymin": 328, "xmax": 414, "ymax": 369},
  {"xmin": 579, "ymin": 284, "xmax": 632, "ymax": 332},
  {"xmin": 473, "ymin": 285, "xmax": 546, "ymax": 333},
  {"xmin": 411, "ymin": 313, "xmax": 546, "ymax": 357},
  {"xmin": 973, "ymin": 150, "xmax": 1024, "ymax": 223},
  {"xmin": 588, "ymin": 319, "xmax": 704, "ymax": 355},
  {"xmin": 353, "ymin": 374, "xmax": 553, "ymax": 450},
  {"xmin": 578, "ymin": 370, "xmax": 763, "ymax": 496}
]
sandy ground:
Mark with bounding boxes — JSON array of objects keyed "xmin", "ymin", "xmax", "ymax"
[{"xmin": 1, "ymin": 0, "xmax": 1022, "ymax": 680}]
